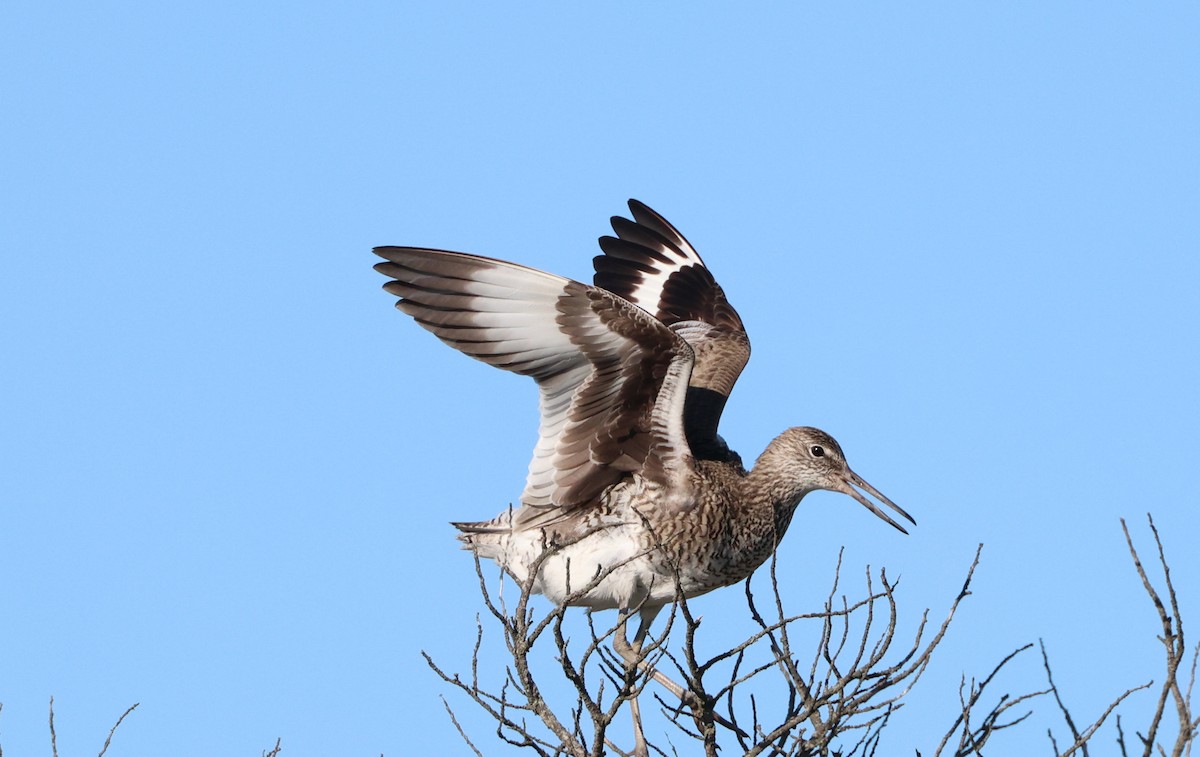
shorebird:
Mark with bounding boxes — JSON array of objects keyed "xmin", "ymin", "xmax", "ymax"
[{"xmin": 375, "ymin": 200, "xmax": 914, "ymax": 750}]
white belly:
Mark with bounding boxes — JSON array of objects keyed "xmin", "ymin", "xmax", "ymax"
[{"xmin": 468, "ymin": 511, "xmax": 679, "ymax": 611}]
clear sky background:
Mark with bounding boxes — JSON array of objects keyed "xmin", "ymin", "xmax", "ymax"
[{"xmin": 3, "ymin": 3, "xmax": 1198, "ymax": 755}]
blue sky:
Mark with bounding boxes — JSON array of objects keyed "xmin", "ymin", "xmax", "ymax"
[{"xmin": 2, "ymin": 2, "xmax": 1198, "ymax": 754}]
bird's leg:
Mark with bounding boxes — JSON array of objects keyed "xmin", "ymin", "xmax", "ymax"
[
  {"xmin": 620, "ymin": 607, "xmax": 749, "ymax": 741},
  {"xmin": 614, "ymin": 607, "xmax": 685, "ymax": 698},
  {"xmin": 612, "ymin": 606, "xmax": 651, "ymax": 666},
  {"xmin": 615, "ymin": 609, "xmax": 648, "ymax": 757},
  {"xmin": 614, "ymin": 606, "xmax": 662, "ymax": 757}
]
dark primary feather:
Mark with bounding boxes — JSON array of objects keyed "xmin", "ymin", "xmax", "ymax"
[{"xmin": 594, "ymin": 200, "xmax": 751, "ymax": 465}]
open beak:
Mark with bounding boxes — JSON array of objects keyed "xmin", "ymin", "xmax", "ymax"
[{"xmin": 833, "ymin": 469, "xmax": 916, "ymax": 535}]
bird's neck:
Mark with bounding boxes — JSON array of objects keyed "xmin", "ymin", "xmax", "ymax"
[{"xmin": 745, "ymin": 441, "xmax": 814, "ymax": 544}]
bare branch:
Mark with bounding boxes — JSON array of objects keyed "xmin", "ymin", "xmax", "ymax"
[
  {"xmin": 1030, "ymin": 515, "xmax": 1195, "ymax": 757},
  {"xmin": 423, "ymin": 516, "xmax": 1197, "ymax": 756},
  {"xmin": 1120, "ymin": 515, "xmax": 1197, "ymax": 757},
  {"xmin": 49, "ymin": 696, "xmax": 58, "ymax": 757},
  {"xmin": 440, "ymin": 696, "xmax": 484, "ymax": 757},
  {"xmin": 1039, "ymin": 637, "xmax": 1152, "ymax": 757},
  {"xmin": 97, "ymin": 703, "xmax": 139, "ymax": 757},
  {"xmin": 931, "ymin": 642, "xmax": 1049, "ymax": 756}
]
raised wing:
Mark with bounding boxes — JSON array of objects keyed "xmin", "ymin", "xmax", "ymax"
[
  {"xmin": 594, "ymin": 200, "xmax": 751, "ymax": 464},
  {"xmin": 373, "ymin": 247, "xmax": 696, "ymax": 526}
]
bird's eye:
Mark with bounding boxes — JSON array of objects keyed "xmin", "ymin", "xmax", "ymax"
[{"xmin": 810, "ymin": 445, "xmax": 825, "ymax": 457}]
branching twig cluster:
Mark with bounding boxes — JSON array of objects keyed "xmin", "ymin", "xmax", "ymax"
[
  {"xmin": 1050, "ymin": 514, "xmax": 1199, "ymax": 757},
  {"xmin": 426, "ymin": 536, "xmax": 1010, "ymax": 755},
  {"xmin": 2, "ymin": 698, "xmax": 284, "ymax": 757},
  {"xmin": 426, "ymin": 514, "xmax": 1199, "ymax": 756},
  {"xmin": 0, "ymin": 698, "xmax": 143, "ymax": 757},
  {"xmin": 933, "ymin": 513, "xmax": 1197, "ymax": 757},
  {"xmin": 49, "ymin": 697, "xmax": 140, "ymax": 757},
  {"xmin": 654, "ymin": 545, "xmax": 992, "ymax": 756},
  {"xmin": 927, "ymin": 643, "xmax": 1047, "ymax": 755},
  {"xmin": 424, "ymin": 526, "xmax": 669, "ymax": 757},
  {"xmin": 6, "ymin": 516, "xmax": 1190, "ymax": 756},
  {"xmin": 1120, "ymin": 514, "xmax": 1200, "ymax": 756}
]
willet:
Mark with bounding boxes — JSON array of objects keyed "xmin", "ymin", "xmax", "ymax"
[{"xmin": 374, "ymin": 200, "xmax": 914, "ymax": 751}]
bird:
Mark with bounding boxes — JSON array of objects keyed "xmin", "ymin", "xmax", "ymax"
[{"xmin": 373, "ymin": 200, "xmax": 914, "ymax": 751}]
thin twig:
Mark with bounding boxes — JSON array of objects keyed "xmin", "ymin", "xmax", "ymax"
[
  {"xmin": 49, "ymin": 697, "xmax": 58, "ymax": 757},
  {"xmin": 97, "ymin": 703, "xmax": 139, "ymax": 757},
  {"xmin": 440, "ymin": 696, "xmax": 484, "ymax": 757}
]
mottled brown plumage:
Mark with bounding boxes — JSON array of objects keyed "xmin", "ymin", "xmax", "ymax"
[{"xmin": 374, "ymin": 199, "xmax": 914, "ymax": 622}]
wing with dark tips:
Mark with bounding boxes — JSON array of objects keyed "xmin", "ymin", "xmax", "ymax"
[
  {"xmin": 594, "ymin": 200, "xmax": 750, "ymax": 464},
  {"xmin": 374, "ymin": 247, "xmax": 697, "ymax": 525}
]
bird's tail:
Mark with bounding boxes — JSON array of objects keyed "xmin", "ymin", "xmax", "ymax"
[{"xmin": 451, "ymin": 507, "xmax": 517, "ymax": 561}]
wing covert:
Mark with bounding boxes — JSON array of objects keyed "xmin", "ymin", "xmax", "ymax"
[{"xmin": 374, "ymin": 246, "xmax": 696, "ymax": 524}]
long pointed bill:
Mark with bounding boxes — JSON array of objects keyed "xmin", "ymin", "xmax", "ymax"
[{"xmin": 835, "ymin": 469, "xmax": 917, "ymax": 535}]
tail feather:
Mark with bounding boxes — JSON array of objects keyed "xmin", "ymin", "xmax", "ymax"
[
  {"xmin": 451, "ymin": 519, "xmax": 510, "ymax": 534},
  {"xmin": 451, "ymin": 510, "xmax": 516, "ymax": 561}
]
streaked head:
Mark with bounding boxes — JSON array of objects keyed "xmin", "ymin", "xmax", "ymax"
[{"xmin": 779, "ymin": 427, "xmax": 916, "ymax": 534}]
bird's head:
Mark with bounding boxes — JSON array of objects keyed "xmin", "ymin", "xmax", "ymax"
[{"xmin": 774, "ymin": 427, "xmax": 916, "ymax": 534}]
